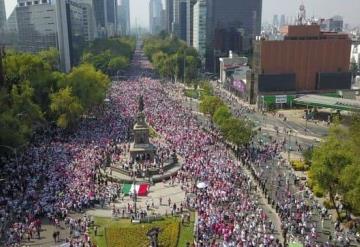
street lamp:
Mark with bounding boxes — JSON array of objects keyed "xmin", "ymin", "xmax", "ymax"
[{"xmin": 132, "ymin": 163, "xmax": 137, "ymax": 217}]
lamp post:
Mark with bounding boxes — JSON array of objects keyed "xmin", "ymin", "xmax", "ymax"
[
  {"xmin": 132, "ymin": 164, "xmax": 137, "ymax": 217},
  {"xmin": 287, "ymin": 130, "xmax": 292, "ymax": 162}
]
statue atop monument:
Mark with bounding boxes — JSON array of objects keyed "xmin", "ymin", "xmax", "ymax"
[
  {"xmin": 138, "ymin": 95, "xmax": 144, "ymax": 112},
  {"xmin": 130, "ymin": 94, "xmax": 156, "ymax": 163}
]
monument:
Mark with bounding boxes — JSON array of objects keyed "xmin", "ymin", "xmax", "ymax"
[{"xmin": 130, "ymin": 95, "xmax": 156, "ymax": 162}]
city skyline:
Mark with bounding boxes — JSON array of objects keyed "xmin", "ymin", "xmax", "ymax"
[{"xmin": 4, "ymin": 0, "xmax": 360, "ymax": 29}]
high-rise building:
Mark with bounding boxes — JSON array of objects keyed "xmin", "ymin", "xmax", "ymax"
[
  {"xmin": 149, "ymin": 0, "xmax": 163, "ymax": 35},
  {"xmin": 173, "ymin": 0, "xmax": 187, "ymax": 41},
  {"xmin": 106, "ymin": 0, "xmax": 117, "ymax": 36},
  {"xmin": 92, "ymin": 0, "xmax": 107, "ymax": 37},
  {"xmin": 92, "ymin": 0, "xmax": 117, "ymax": 37},
  {"xmin": 56, "ymin": 0, "xmax": 92, "ymax": 72},
  {"xmin": 0, "ymin": 0, "xmax": 6, "ymax": 31},
  {"xmin": 193, "ymin": 0, "xmax": 207, "ymax": 69},
  {"xmin": 280, "ymin": 14, "xmax": 286, "ymax": 27},
  {"xmin": 165, "ymin": 0, "xmax": 173, "ymax": 33},
  {"xmin": 186, "ymin": 0, "xmax": 196, "ymax": 46},
  {"xmin": 16, "ymin": 0, "xmax": 57, "ymax": 52},
  {"xmin": 272, "ymin": 15, "xmax": 279, "ymax": 28},
  {"xmin": 206, "ymin": 0, "xmax": 262, "ymax": 72},
  {"xmin": 118, "ymin": 0, "xmax": 130, "ymax": 35}
]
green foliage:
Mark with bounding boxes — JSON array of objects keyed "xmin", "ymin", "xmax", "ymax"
[
  {"xmin": 220, "ymin": 118, "xmax": 253, "ymax": 147},
  {"xmin": 213, "ymin": 106, "xmax": 231, "ymax": 126},
  {"xmin": 291, "ymin": 160, "xmax": 308, "ymax": 171},
  {"xmin": 62, "ymin": 64, "xmax": 110, "ymax": 110},
  {"xmin": 81, "ymin": 37, "xmax": 136, "ymax": 75},
  {"xmin": 143, "ymin": 35, "xmax": 200, "ymax": 82},
  {"xmin": 199, "ymin": 96, "xmax": 224, "ymax": 117},
  {"xmin": 309, "ymin": 123, "xmax": 354, "ymax": 220},
  {"xmin": 302, "ymin": 147, "xmax": 313, "ymax": 166},
  {"xmin": 50, "ymin": 87, "xmax": 84, "ymax": 129}
]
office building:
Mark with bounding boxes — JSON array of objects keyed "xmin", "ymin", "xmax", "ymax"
[
  {"xmin": 172, "ymin": 0, "xmax": 187, "ymax": 41},
  {"xmin": 0, "ymin": 0, "xmax": 5, "ymax": 31},
  {"xmin": 149, "ymin": 0, "xmax": 163, "ymax": 34},
  {"xmin": 186, "ymin": 0, "xmax": 196, "ymax": 46},
  {"xmin": 325, "ymin": 16, "xmax": 344, "ymax": 32},
  {"xmin": 106, "ymin": 0, "xmax": 117, "ymax": 36},
  {"xmin": 193, "ymin": 0, "xmax": 206, "ymax": 68},
  {"xmin": 56, "ymin": 0, "xmax": 92, "ymax": 72},
  {"xmin": 250, "ymin": 25, "xmax": 352, "ymax": 106},
  {"xmin": 165, "ymin": 0, "xmax": 173, "ymax": 33},
  {"xmin": 280, "ymin": 14, "xmax": 286, "ymax": 27},
  {"xmin": 272, "ymin": 15, "xmax": 279, "ymax": 28},
  {"xmin": 118, "ymin": 0, "xmax": 130, "ymax": 35},
  {"xmin": 206, "ymin": 0, "xmax": 262, "ymax": 72},
  {"xmin": 92, "ymin": 0, "xmax": 107, "ymax": 37},
  {"xmin": 16, "ymin": 0, "xmax": 57, "ymax": 53}
]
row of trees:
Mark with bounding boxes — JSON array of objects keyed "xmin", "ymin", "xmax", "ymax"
[
  {"xmin": 143, "ymin": 34, "xmax": 200, "ymax": 84},
  {"xmin": 81, "ymin": 37, "xmax": 136, "ymax": 75},
  {"xmin": 309, "ymin": 116, "xmax": 360, "ymax": 220},
  {"xmin": 199, "ymin": 92, "xmax": 254, "ymax": 147},
  {"xmin": 1, "ymin": 37, "xmax": 136, "ymax": 153}
]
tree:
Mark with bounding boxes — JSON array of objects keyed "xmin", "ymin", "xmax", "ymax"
[
  {"xmin": 62, "ymin": 64, "xmax": 110, "ymax": 110},
  {"xmin": 220, "ymin": 117, "xmax": 253, "ymax": 147},
  {"xmin": 309, "ymin": 124, "xmax": 352, "ymax": 221},
  {"xmin": 50, "ymin": 87, "xmax": 84, "ymax": 129},
  {"xmin": 213, "ymin": 106, "xmax": 231, "ymax": 126},
  {"xmin": 108, "ymin": 56, "xmax": 129, "ymax": 74},
  {"xmin": 185, "ymin": 55, "xmax": 199, "ymax": 83},
  {"xmin": 199, "ymin": 96, "xmax": 224, "ymax": 117}
]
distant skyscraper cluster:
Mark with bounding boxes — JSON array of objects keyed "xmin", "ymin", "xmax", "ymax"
[
  {"xmin": 0, "ymin": 0, "xmax": 131, "ymax": 72},
  {"xmin": 160, "ymin": 0, "xmax": 262, "ymax": 72}
]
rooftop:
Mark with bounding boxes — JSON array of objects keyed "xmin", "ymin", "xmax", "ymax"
[{"xmin": 294, "ymin": 94, "xmax": 360, "ymax": 112}]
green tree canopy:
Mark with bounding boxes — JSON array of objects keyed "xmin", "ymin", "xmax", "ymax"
[
  {"xmin": 50, "ymin": 86, "xmax": 84, "ymax": 129},
  {"xmin": 213, "ymin": 106, "xmax": 231, "ymax": 126},
  {"xmin": 199, "ymin": 96, "xmax": 224, "ymax": 117},
  {"xmin": 220, "ymin": 117, "xmax": 253, "ymax": 147},
  {"xmin": 61, "ymin": 64, "xmax": 110, "ymax": 110}
]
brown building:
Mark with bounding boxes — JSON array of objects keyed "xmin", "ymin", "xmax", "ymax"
[{"xmin": 250, "ymin": 24, "xmax": 352, "ymax": 106}]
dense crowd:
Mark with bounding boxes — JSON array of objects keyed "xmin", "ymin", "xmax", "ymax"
[{"xmin": 0, "ymin": 45, "xmax": 353, "ymax": 247}]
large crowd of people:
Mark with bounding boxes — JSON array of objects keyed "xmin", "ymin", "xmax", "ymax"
[{"xmin": 0, "ymin": 45, "xmax": 354, "ymax": 247}]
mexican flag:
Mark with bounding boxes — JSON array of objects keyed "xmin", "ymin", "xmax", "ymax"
[{"xmin": 122, "ymin": 183, "xmax": 150, "ymax": 196}]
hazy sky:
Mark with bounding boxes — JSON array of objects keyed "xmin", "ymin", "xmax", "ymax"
[{"xmin": 4, "ymin": 0, "xmax": 360, "ymax": 29}]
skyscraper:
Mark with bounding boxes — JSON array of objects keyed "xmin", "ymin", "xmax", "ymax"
[
  {"xmin": 165, "ymin": 0, "xmax": 173, "ymax": 33},
  {"xmin": 106, "ymin": 0, "xmax": 117, "ymax": 36},
  {"xmin": 206, "ymin": 0, "xmax": 262, "ymax": 72},
  {"xmin": 16, "ymin": 0, "xmax": 57, "ymax": 52},
  {"xmin": 173, "ymin": 0, "xmax": 187, "ymax": 41},
  {"xmin": 0, "ymin": 0, "xmax": 6, "ymax": 31},
  {"xmin": 280, "ymin": 14, "xmax": 286, "ymax": 27},
  {"xmin": 272, "ymin": 14, "xmax": 279, "ymax": 27},
  {"xmin": 186, "ymin": 0, "xmax": 196, "ymax": 46},
  {"xmin": 193, "ymin": 0, "xmax": 207, "ymax": 69},
  {"xmin": 149, "ymin": 0, "xmax": 163, "ymax": 34},
  {"xmin": 118, "ymin": 0, "xmax": 130, "ymax": 35},
  {"xmin": 92, "ymin": 0, "xmax": 107, "ymax": 37},
  {"xmin": 56, "ymin": 0, "xmax": 91, "ymax": 72}
]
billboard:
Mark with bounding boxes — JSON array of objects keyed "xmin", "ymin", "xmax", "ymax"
[
  {"xmin": 258, "ymin": 73, "xmax": 296, "ymax": 92},
  {"xmin": 317, "ymin": 72, "xmax": 352, "ymax": 90}
]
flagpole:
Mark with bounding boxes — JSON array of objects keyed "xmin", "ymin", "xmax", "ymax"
[{"xmin": 133, "ymin": 162, "xmax": 137, "ymax": 217}]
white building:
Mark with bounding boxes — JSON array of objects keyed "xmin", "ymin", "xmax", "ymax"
[
  {"xmin": 192, "ymin": 0, "xmax": 206, "ymax": 69},
  {"xmin": 351, "ymin": 43, "xmax": 360, "ymax": 67}
]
